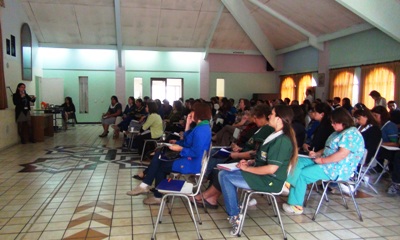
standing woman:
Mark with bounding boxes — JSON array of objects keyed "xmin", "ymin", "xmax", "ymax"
[
  {"xmin": 13, "ymin": 83, "xmax": 36, "ymax": 144},
  {"xmin": 219, "ymin": 105, "xmax": 298, "ymax": 235},
  {"xmin": 61, "ymin": 96, "xmax": 76, "ymax": 130}
]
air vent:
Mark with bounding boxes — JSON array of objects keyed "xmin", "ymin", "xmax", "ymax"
[{"xmin": 232, "ymin": 51, "xmax": 244, "ymax": 54}]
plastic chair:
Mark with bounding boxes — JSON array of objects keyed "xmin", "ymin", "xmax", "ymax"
[{"xmin": 151, "ymin": 150, "xmax": 210, "ymax": 240}]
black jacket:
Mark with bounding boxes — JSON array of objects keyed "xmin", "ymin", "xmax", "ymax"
[{"xmin": 13, "ymin": 92, "xmax": 35, "ymax": 120}]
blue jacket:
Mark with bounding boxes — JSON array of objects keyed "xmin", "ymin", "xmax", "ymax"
[{"xmin": 172, "ymin": 121, "xmax": 211, "ymax": 174}]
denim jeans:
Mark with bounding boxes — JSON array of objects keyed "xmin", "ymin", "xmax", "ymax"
[
  {"xmin": 219, "ymin": 170, "xmax": 250, "ymax": 217},
  {"xmin": 143, "ymin": 152, "xmax": 173, "ymax": 198}
]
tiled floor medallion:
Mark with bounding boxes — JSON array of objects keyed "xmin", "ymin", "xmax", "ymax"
[{"xmin": 19, "ymin": 145, "xmax": 142, "ymax": 173}]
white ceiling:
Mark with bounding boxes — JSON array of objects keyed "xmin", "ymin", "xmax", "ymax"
[{"xmin": 19, "ymin": 0, "xmax": 400, "ymax": 61}]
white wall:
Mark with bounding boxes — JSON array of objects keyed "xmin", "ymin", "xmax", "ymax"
[{"xmin": 0, "ymin": 0, "xmax": 42, "ymax": 150}]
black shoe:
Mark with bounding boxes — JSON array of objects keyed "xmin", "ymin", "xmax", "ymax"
[{"xmin": 99, "ymin": 132, "xmax": 108, "ymax": 137}]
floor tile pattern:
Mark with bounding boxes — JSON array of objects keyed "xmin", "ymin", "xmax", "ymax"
[{"xmin": 0, "ymin": 125, "xmax": 399, "ymax": 240}]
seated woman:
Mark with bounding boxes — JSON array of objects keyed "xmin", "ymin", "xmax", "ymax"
[
  {"xmin": 61, "ymin": 96, "xmax": 76, "ymax": 130},
  {"xmin": 164, "ymin": 100, "xmax": 184, "ymax": 132},
  {"xmin": 353, "ymin": 103, "xmax": 382, "ymax": 165},
  {"xmin": 126, "ymin": 103, "xmax": 212, "ymax": 205},
  {"xmin": 132, "ymin": 98, "xmax": 147, "ymax": 121},
  {"xmin": 193, "ymin": 104, "xmax": 274, "ymax": 209},
  {"xmin": 213, "ymin": 99, "xmax": 252, "ymax": 146},
  {"xmin": 371, "ymin": 106, "xmax": 399, "ymax": 171},
  {"xmin": 291, "ymin": 105, "xmax": 306, "ymax": 149},
  {"xmin": 112, "ymin": 96, "xmax": 135, "ymax": 137},
  {"xmin": 99, "ymin": 96, "xmax": 122, "ymax": 137},
  {"xmin": 131, "ymin": 102, "xmax": 163, "ymax": 155},
  {"xmin": 301, "ymin": 102, "xmax": 334, "ymax": 154},
  {"xmin": 283, "ymin": 107, "xmax": 365, "ymax": 215},
  {"xmin": 219, "ymin": 105, "xmax": 298, "ymax": 235}
]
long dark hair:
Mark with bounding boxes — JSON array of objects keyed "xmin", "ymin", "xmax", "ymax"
[
  {"xmin": 65, "ymin": 96, "xmax": 73, "ymax": 105},
  {"xmin": 15, "ymin": 83, "xmax": 26, "ymax": 95},
  {"xmin": 371, "ymin": 106, "xmax": 390, "ymax": 125},
  {"xmin": 353, "ymin": 107, "xmax": 379, "ymax": 127},
  {"xmin": 273, "ymin": 105, "xmax": 298, "ymax": 173},
  {"xmin": 313, "ymin": 102, "xmax": 332, "ymax": 123}
]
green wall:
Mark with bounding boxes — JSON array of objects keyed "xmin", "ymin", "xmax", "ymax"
[
  {"xmin": 209, "ymin": 72, "xmax": 278, "ymax": 102},
  {"xmin": 125, "ymin": 71, "xmax": 200, "ymax": 100},
  {"xmin": 43, "ymin": 70, "xmax": 115, "ymax": 122},
  {"xmin": 124, "ymin": 50, "xmax": 202, "ymax": 100},
  {"xmin": 329, "ymin": 29, "xmax": 400, "ymax": 68}
]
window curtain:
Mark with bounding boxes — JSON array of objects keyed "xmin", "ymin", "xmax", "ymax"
[
  {"xmin": 361, "ymin": 62, "xmax": 400, "ymax": 109},
  {"xmin": 0, "ymin": 21, "xmax": 8, "ymax": 109},
  {"xmin": 297, "ymin": 74, "xmax": 312, "ymax": 103},
  {"xmin": 329, "ymin": 68, "xmax": 355, "ymax": 103},
  {"xmin": 280, "ymin": 77, "xmax": 295, "ymax": 101}
]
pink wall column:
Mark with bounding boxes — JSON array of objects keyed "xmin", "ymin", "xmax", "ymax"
[
  {"xmin": 317, "ymin": 42, "xmax": 330, "ymax": 100},
  {"xmin": 200, "ymin": 59, "xmax": 210, "ymax": 100},
  {"xmin": 115, "ymin": 66, "xmax": 126, "ymax": 103}
]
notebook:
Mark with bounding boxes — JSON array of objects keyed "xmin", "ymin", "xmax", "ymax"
[
  {"xmin": 156, "ymin": 179, "xmax": 186, "ymax": 192},
  {"xmin": 217, "ymin": 162, "xmax": 240, "ymax": 171},
  {"xmin": 212, "ymin": 148, "xmax": 231, "ymax": 158}
]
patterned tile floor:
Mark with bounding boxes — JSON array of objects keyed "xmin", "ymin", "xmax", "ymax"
[{"xmin": 0, "ymin": 125, "xmax": 399, "ymax": 240}]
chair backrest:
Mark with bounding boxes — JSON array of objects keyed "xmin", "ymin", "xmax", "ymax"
[
  {"xmin": 365, "ymin": 139, "xmax": 383, "ymax": 170},
  {"xmin": 193, "ymin": 150, "xmax": 210, "ymax": 195},
  {"xmin": 356, "ymin": 149, "xmax": 368, "ymax": 183}
]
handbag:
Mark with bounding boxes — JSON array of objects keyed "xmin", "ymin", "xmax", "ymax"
[{"xmin": 158, "ymin": 145, "xmax": 181, "ymax": 161}]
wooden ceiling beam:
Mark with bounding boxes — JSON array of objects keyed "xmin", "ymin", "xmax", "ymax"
[
  {"xmin": 114, "ymin": 0, "xmax": 122, "ymax": 67},
  {"xmin": 221, "ymin": 0, "xmax": 276, "ymax": 67},
  {"xmin": 204, "ymin": 4, "xmax": 224, "ymax": 60},
  {"xmin": 248, "ymin": 0, "xmax": 323, "ymax": 51},
  {"xmin": 336, "ymin": 0, "xmax": 400, "ymax": 43}
]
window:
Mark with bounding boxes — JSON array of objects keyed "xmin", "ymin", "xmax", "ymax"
[
  {"xmin": 216, "ymin": 78, "xmax": 225, "ymax": 97},
  {"xmin": 361, "ymin": 65, "xmax": 396, "ymax": 109},
  {"xmin": 151, "ymin": 78, "xmax": 183, "ymax": 103},
  {"xmin": 330, "ymin": 68, "xmax": 355, "ymax": 103},
  {"xmin": 297, "ymin": 74, "xmax": 312, "ymax": 103},
  {"xmin": 79, "ymin": 77, "xmax": 88, "ymax": 113},
  {"xmin": 133, "ymin": 77, "xmax": 143, "ymax": 99},
  {"xmin": 280, "ymin": 77, "xmax": 295, "ymax": 101}
]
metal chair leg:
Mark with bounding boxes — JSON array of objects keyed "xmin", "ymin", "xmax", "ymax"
[
  {"xmin": 271, "ymin": 195, "xmax": 287, "ymax": 240},
  {"xmin": 312, "ymin": 182, "xmax": 331, "ymax": 221}
]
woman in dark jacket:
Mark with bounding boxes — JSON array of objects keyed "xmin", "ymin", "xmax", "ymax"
[
  {"xmin": 61, "ymin": 96, "xmax": 76, "ymax": 130},
  {"xmin": 353, "ymin": 104, "xmax": 382, "ymax": 164},
  {"xmin": 301, "ymin": 102, "xmax": 334, "ymax": 154},
  {"xmin": 13, "ymin": 83, "xmax": 36, "ymax": 144}
]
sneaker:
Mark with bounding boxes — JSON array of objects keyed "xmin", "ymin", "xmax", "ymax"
[
  {"xmin": 229, "ymin": 214, "xmax": 243, "ymax": 236},
  {"xmin": 282, "ymin": 203, "xmax": 303, "ymax": 215},
  {"xmin": 338, "ymin": 183, "xmax": 354, "ymax": 196},
  {"xmin": 143, "ymin": 196, "xmax": 162, "ymax": 205},
  {"xmin": 387, "ymin": 183, "xmax": 400, "ymax": 194},
  {"xmin": 126, "ymin": 185, "xmax": 150, "ymax": 196}
]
